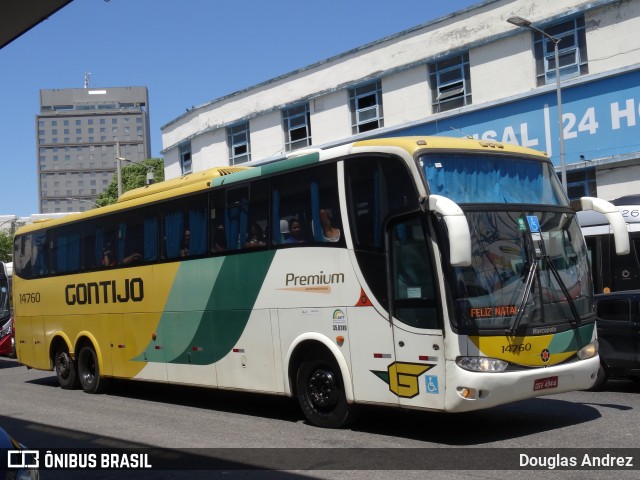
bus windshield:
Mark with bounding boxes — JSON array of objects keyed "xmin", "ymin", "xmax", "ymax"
[
  {"xmin": 420, "ymin": 153, "xmax": 591, "ymax": 333},
  {"xmin": 450, "ymin": 210, "xmax": 592, "ymax": 332},
  {"xmin": 422, "ymin": 153, "xmax": 567, "ymax": 206}
]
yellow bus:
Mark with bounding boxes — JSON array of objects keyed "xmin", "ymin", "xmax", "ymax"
[{"xmin": 12, "ymin": 136, "xmax": 629, "ymax": 428}]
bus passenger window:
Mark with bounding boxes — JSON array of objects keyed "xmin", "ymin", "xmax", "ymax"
[
  {"xmin": 161, "ymin": 194, "xmax": 207, "ymax": 260},
  {"xmin": 117, "ymin": 207, "xmax": 157, "ymax": 266},
  {"xmin": 272, "ymin": 164, "xmax": 340, "ymax": 247}
]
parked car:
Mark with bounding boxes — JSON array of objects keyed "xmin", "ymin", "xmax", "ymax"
[
  {"xmin": 591, "ymin": 290, "xmax": 640, "ymax": 389},
  {"xmin": 0, "ymin": 316, "xmax": 14, "ymax": 358}
]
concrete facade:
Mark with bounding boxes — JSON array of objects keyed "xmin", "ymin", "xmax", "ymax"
[
  {"xmin": 161, "ymin": 0, "xmax": 640, "ymax": 202},
  {"xmin": 37, "ymin": 86, "xmax": 151, "ymax": 213}
]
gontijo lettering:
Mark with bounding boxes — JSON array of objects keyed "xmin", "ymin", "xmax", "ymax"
[{"xmin": 65, "ymin": 278, "xmax": 144, "ymax": 305}]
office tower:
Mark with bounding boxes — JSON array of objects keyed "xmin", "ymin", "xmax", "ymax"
[{"xmin": 37, "ymin": 86, "xmax": 151, "ymax": 213}]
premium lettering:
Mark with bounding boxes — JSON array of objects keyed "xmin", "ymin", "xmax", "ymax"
[
  {"xmin": 285, "ymin": 271, "xmax": 345, "ymax": 287},
  {"xmin": 65, "ymin": 278, "xmax": 144, "ymax": 305}
]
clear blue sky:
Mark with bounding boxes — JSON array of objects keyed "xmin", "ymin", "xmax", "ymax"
[{"xmin": 0, "ymin": 0, "xmax": 480, "ymax": 217}]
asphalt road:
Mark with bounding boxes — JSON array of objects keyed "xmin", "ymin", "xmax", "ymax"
[{"xmin": 1, "ymin": 356, "xmax": 639, "ymax": 480}]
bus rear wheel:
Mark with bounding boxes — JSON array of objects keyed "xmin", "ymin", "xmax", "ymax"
[
  {"xmin": 296, "ymin": 358, "xmax": 353, "ymax": 428},
  {"xmin": 77, "ymin": 345, "xmax": 108, "ymax": 394},
  {"xmin": 54, "ymin": 346, "xmax": 78, "ymax": 389}
]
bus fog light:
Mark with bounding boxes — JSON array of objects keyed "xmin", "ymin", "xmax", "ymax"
[
  {"xmin": 577, "ymin": 341, "xmax": 598, "ymax": 360},
  {"xmin": 457, "ymin": 387, "xmax": 477, "ymax": 399},
  {"xmin": 456, "ymin": 356, "xmax": 508, "ymax": 372}
]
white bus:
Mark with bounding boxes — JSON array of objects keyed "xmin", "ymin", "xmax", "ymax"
[
  {"xmin": 578, "ymin": 195, "xmax": 640, "ymax": 293},
  {"xmin": 13, "ymin": 137, "xmax": 628, "ymax": 428}
]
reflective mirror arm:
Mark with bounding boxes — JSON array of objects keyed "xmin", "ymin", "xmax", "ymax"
[
  {"xmin": 422, "ymin": 195, "xmax": 472, "ymax": 267},
  {"xmin": 579, "ymin": 197, "xmax": 630, "ymax": 255}
]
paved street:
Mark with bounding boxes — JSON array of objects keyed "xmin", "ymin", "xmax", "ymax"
[{"xmin": 1, "ymin": 356, "xmax": 639, "ymax": 479}]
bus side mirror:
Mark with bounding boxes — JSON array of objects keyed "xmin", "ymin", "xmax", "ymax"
[
  {"xmin": 580, "ymin": 197, "xmax": 630, "ymax": 255},
  {"xmin": 426, "ymin": 195, "xmax": 472, "ymax": 267}
]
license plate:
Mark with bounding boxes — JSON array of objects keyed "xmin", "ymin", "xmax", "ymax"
[{"xmin": 533, "ymin": 376, "xmax": 558, "ymax": 391}]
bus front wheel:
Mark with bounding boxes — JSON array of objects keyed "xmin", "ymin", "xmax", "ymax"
[
  {"xmin": 54, "ymin": 346, "xmax": 78, "ymax": 389},
  {"xmin": 77, "ymin": 345, "xmax": 108, "ymax": 394},
  {"xmin": 296, "ymin": 358, "xmax": 353, "ymax": 428}
]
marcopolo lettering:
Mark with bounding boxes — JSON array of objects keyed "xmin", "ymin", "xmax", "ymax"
[{"xmin": 65, "ymin": 278, "xmax": 144, "ymax": 305}]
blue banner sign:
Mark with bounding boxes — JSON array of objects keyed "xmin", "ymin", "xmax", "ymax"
[{"xmin": 384, "ymin": 68, "xmax": 640, "ymax": 167}]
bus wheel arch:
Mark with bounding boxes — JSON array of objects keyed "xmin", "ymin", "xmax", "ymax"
[
  {"xmin": 587, "ymin": 361, "xmax": 608, "ymax": 391},
  {"xmin": 287, "ymin": 338, "xmax": 356, "ymax": 428},
  {"xmin": 50, "ymin": 336, "xmax": 79, "ymax": 389},
  {"xmin": 75, "ymin": 337, "xmax": 109, "ymax": 394}
]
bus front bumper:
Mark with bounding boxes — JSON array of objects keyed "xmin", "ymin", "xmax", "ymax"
[{"xmin": 443, "ymin": 355, "xmax": 600, "ymax": 412}]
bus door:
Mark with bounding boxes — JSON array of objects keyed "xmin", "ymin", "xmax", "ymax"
[{"xmin": 388, "ymin": 215, "xmax": 445, "ymax": 409}]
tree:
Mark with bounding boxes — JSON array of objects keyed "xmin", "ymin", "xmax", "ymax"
[
  {"xmin": 95, "ymin": 158, "xmax": 165, "ymax": 207},
  {"xmin": 0, "ymin": 230, "xmax": 12, "ymax": 263},
  {"xmin": 0, "ymin": 219, "xmax": 24, "ymax": 263}
]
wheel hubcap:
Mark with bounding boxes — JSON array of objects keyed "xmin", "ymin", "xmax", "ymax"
[
  {"xmin": 57, "ymin": 352, "xmax": 71, "ymax": 379},
  {"xmin": 308, "ymin": 368, "xmax": 339, "ymax": 408},
  {"xmin": 81, "ymin": 352, "xmax": 95, "ymax": 384}
]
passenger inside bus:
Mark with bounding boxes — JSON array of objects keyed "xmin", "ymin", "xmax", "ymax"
[
  {"xmin": 180, "ymin": 230, "xmax": 190, "ymax": 257},
  {"xmin": 320, "ymin": 209, "xmax": 341, "ymax": 242},
  {"xmin": 102, "ymin": 243, "xmax": 115, "ymax": 267},
  {"xmin": 245, "ymin": 223, "xmax": 266, "ymax": 248},
  {"xmin": 285, "ymin": 218, "xmax": 305, "ymax": 243}
]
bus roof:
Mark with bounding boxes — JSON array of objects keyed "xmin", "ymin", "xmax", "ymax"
[
  {"xmin": 353, "ymin": 136, "xmax": 549, "ymax": 159},
  {"xmin": 15, "ymin": 136, "xmax": 549, "ymax": 235}
]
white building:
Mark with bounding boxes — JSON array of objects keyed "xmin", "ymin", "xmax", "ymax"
[{"xmin": 161, "ymin": 0, "xmax": 640, "ymax": 202}]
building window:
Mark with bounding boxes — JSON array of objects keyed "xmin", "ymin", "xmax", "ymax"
[
  {"xmin": 282, "ymin": 103, "xmax": 311, "ymax": 151},
  {"xmin": 429, "ymin": 52, "xmax": 471, "ymax": 113},
  {"xmin": 534, "ymin": 17, "xmax": 588, "ymax": 86},
  {"xmin": 565, "ymin": 167, "xmax": 596, "ymax": 202},
  {"xmin": 227, "ymin": 122, "xmax": 251, "ymax": 165},
  {"xmin": 349, "ymin": 80, "xmax": 383, "ymax": 134},
  {"xmin": 179, "ymin": 142, "xmax": 192, "ymax": 174}
]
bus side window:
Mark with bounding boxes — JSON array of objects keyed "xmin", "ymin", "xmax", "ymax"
[
  {"xmin": 118, "ymin": 206, "xmax": 157, "ymax": 266},
  {"xmin": 161, "ymin": 194, "xmax": 207, "ymax": 260},
  {"xmin": 28, "ymin": 232, "xmax": 47, "ymax": 277},
  {"xmin": 210, "ymin": 190, "xmax": 226, "ymax": 254},
  {"xmin": 225, "ymin": 187, "xmax": 249, "ymax": 251},
  {"xmin": 242, "ymin": 181, "xmax": 269, "ymax": 250},
  {"xmin": 49, "ymin": 226, "xmax": 81, "ymax": 274},
  {"xmin": 346, "ymin": 156, "xmax": 419, "ymax": 307},
  {"xmin": 14, "ymin": 234, "xmax": 35, "ymax": 279},
  {"xmin": 272, "ymin": 164, "xmax": 340, "ymax": 247}
]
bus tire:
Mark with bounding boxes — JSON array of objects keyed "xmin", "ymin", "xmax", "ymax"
[
  {"xmin": 295, "ymin": 357, "xmax": 354, "ymax": 428},
  {"xmin": 54, "ymin": 346, "xmax": 78, "ymax": 389},
  {"xmin": 77, "ymin": 345, "xmax": 108, "ymax": 394}
]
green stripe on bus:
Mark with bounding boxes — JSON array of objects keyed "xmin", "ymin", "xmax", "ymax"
[
  {"xmin": 210, "ymin": 152, "xmax": 320, "ymax": 188},
  {"xmin": 134, "ymin": 251, "xmax": 276, "ymax": 365},
  {"xmin": 548, "ymin": 322, "xmax": 595, "ymax": 353}
]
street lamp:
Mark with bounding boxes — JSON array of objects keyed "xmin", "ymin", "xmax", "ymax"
[
  {"xmin": 507, "ymin": 15, "xmax": 567, "ymax": 192},
  {"xmin": 115, "ymin": 141, "xmax": 132, "ymax": 198}
]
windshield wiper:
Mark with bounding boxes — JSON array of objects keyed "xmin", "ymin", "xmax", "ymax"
[
  {"xmin": 507, "ymin": 259, "xmax": 537, "ymax": 334},
  {"xmin": 542, "ymin": 254, "xmax": 582, "ymax": 326}
]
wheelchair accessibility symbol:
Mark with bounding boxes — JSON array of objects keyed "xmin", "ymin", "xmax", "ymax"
[{"xmin": 425, "ymin": 375, "xmax": 439, "ymax": 394}]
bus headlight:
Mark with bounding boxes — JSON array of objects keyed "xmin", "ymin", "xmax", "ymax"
[
  {"xmin": 456, "ymin": 356, "xmax": 508, "ymax": 372},
  {"xmin": 577, "ymin": 340, "xmax": 598, "ymax": 360}
]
